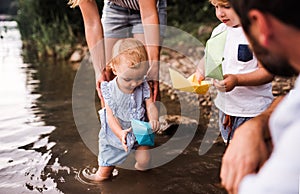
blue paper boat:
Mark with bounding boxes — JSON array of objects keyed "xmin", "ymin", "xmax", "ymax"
[{"xmin": 131, "ymin": 119, "xmax": 155, "ymax": 146}]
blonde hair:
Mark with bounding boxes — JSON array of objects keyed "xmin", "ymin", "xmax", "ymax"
[
  {"xmin": 109, "ymin": 38, "xmax": 148, "ymax": 71},
  {"xmin": 68, "ymin": 0, "xmax": 82, "ymax": 8},
  {"xmin": 209, "ymin": 0, "xmax": 229, "ymax": 6}
]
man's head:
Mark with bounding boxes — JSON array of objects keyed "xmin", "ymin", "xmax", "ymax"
[
  {"xmin": 229, "ymin": 0, "xmax": 300, "ymax": 34},
  {"xmin": 229, "ymin": 0, "xmax": 299, "ymax": 77}
]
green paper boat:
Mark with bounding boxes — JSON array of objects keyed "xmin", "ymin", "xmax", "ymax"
[{"xmin": 205, "ymin": 30, "xmax": 227, "ymax": 80}]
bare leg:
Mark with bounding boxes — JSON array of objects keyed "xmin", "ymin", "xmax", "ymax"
[
  {"xmin": 84, "ymin": 166, "xmax": 115, "ymax": 181},
  {"xmin": 135, "ymin": 146, "xmax": 151, "ymax": 171}
]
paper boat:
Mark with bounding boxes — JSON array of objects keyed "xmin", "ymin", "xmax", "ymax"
[
  {"xmin": 204, "ymin": 30, "xmax": 227, "ymax": 80},
  {"xmin": 131, "ymin": 119, "xmax": 155, "ymax": 146},
  {"xmin": 169, "ymin": 68, "xmax": 210, "ymax": 95}
]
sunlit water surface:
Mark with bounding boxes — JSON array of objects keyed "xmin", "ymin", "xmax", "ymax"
[{"xmin": 0, "ymin": 21, "xmax": 64, "ymax": 193}]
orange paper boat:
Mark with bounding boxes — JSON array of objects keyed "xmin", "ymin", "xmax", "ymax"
[{"xmin": 169, "ymin": 68, "xmax": 211, "ymax": 95}]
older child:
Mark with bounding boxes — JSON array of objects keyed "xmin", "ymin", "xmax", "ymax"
[
  {"xmin": 85, "ymin": 38, "xmax": 160, "ymax": 181},
  {"xmin": 195, "ymin": 0, "xmax": 274, "ymax": 144}
]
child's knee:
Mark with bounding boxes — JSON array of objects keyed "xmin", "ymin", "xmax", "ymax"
[{"xmin": 135, "ymin": 148, "xmax": 151, "ymax": 169}]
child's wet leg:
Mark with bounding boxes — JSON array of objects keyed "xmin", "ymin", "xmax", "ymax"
[
  {"xmin": 135, "ymin": 146, "xmax": 150, "ymax": 171},
  {"xmin": 85, "ymin": 166, "xmax": 115, "ymax": 181}
]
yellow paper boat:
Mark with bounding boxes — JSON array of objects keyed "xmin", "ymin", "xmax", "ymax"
[{"xmin": 169, "ymin": 68, "xmax": 211, "ymax": 95}]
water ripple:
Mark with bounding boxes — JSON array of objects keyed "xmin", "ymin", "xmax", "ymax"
[{"xmin": 0, "ymin": 20, "xmax": 63, "ymax": 193}]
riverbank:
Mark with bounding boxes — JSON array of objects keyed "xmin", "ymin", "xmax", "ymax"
[
  {"xmin": 69, "ymin": 43, "xmax": 296, "ymax": 110},
  {"xmin": 68, "ymin": 43, "xmax": 296, "ymax": 141}
]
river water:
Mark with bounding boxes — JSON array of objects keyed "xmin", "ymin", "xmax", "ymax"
[{"xmin": 0, "ymin": 21, "xmax": 226, "ymax": 194}]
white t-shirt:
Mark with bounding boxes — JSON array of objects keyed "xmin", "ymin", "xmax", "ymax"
[
  {"xmin": 239, "ymin": 75, "xmax": 300, "ymax": 194},
  {"xmin": 212, "ymin": 23, "xmax": 273, "ymax": 117}
]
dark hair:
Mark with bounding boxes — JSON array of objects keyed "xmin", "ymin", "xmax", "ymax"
[{"xmin": 229, "ymin": 0, "xmax": 300, "ymax": 33}]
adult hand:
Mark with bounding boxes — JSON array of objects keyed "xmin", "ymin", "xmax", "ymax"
[
  {"xmin": 220, "ymin": 95, "xmax": 285, "ymax": 194},
  {"xmin": 148, "ymin": 80, "xmax": 159, "ymax": 101},
  {"xmin": 95, "ymin": 70, "xmax": 107, "ymax": 107},
  {"xmin": 149, "ymin": 120, "xmax": 160, "ymax": 132},
  {"xmin": 220, "ymin": 116, "xmax": 272, "ymax": 194},
  {"xmin": 147, "ymin": 62, "xmax": 159, "ymax": 101}
]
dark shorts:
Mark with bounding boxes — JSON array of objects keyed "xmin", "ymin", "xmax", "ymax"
[
  {"xmin": 218, "ymin": 110, "xmax": 252, "ymax": 142},
  {"xmin": 102, "ymin": 0, "xmax": 167, "ymax": 38}
]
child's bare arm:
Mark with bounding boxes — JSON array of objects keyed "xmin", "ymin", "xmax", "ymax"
[
  {"xmin": 105, "ymin": 103, "xmax": 130, "ymax": 152},
  {"xmin": 233, "ymin": 62, "xmax": 274, "ymax": 86},
  {"xmin": 215, "ymin": 62, "xmax": 274, "ymax": 92}
]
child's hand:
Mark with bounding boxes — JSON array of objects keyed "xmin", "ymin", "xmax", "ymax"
[
  {"xmin": 195, "ymin": 67, "xmax": 205, "ymax": 82},
  {"xmin": 213, "ymin": 79, "xmax": 226, "ymax": 92},
  {"xmin": 119, "ymin": 128, "xmax": 132, "ymax": 152},
  {"xmin": 149, "ymin": 120, "xmax": 160, "ymax": 132},
  {"xmin": 195, "ymin": 57, "xmax": 205, "ymax": 82},
  {"xmin": 214, "ymin": 74, "xmax": 238, "ymax": 92}
]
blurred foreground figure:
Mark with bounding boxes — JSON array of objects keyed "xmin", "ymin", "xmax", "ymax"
[{"xmin": 220, "ymin": 0, "xmax": 300, "ymax": 193}]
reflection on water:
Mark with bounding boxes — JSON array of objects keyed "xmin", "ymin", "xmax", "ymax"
[
  {"xmin": 0, "ymin": 20, "xmax": 226, "ymax": 194},
  {"xmin": 0, "ymin": 21, "xmax": 64, "ymax": 193}
]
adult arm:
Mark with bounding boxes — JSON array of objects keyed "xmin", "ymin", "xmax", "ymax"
[
  {"xmin": 78, "ymin": 0, "xmax": 107, "ymax": 101},
  {"xmin": 139, "ymin": 0, "xmax": 160, "ymax": 101},
  {"xmin": 145, "ymin": 93, "xmax": 160, "ymax": 132},
  {"xmin": 238, "ymin": 121, "xmax": 300, "ymax": 194},
  {"xmin": 220, "ymin": 95, "xmax": 284, "ymax": 194}
]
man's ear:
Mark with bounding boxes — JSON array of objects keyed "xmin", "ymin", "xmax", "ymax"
[{"xmin": 248, "ymin": 10, "xmax": 271, "ymax": 46}]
